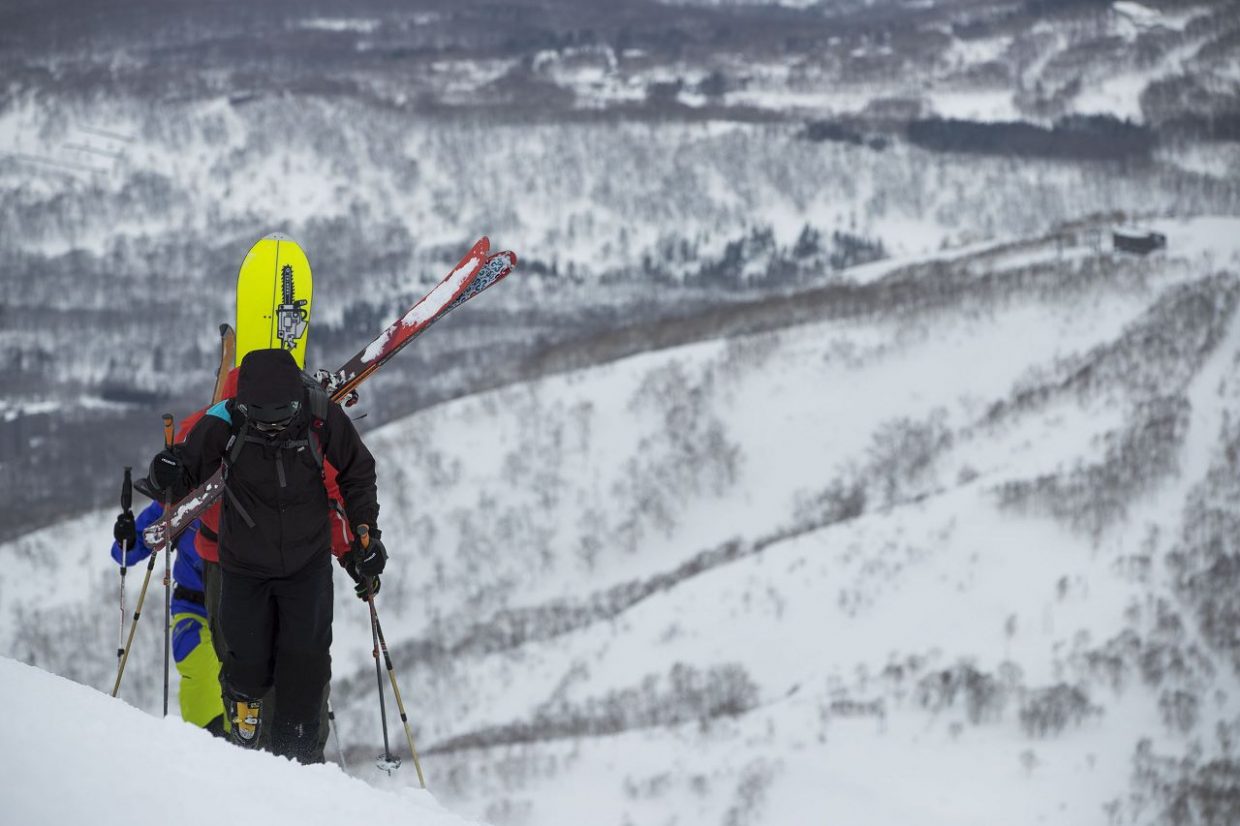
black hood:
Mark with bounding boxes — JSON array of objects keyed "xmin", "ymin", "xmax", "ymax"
[{"xmin": 236, "ymin": 349, "xmax": 305, "ymax": 421}]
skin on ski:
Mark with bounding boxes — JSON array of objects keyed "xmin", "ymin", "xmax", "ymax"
[
  {"xmin": 327, "ymin": 238, "xmax": 511, "ymax": 401},
  {"xmin": 235, "ymin": 234, "xmax": 313, "ymax": 369},
  {"xmin": 212, "ymin": 324, "xmax": 236, "ymax": 405},
  {"xmin": 331, "ymin": 248, "xmax": 518, "ymax": 400},
  {"xmin": 142, "ymin": 241, "xmax": 518, "ymax": 552}
]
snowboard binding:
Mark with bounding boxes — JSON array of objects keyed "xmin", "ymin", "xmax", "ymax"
[
  {"xmin": 276, "ymin": 300, "xmax": 309, "ymax": 351},
  {"xmin": 312, "ymin": 368, "xmax": 359, "ymax": 407}
]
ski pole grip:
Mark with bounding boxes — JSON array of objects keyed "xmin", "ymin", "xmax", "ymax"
[
  {"xmin": 162, "ymin": 414, "xmax": 174, "ymax": 449},
  {"xmin": 121, "ymin": 467, "xmax": 133, "ymax": 513},
  {"xmin": 358, "ymin": 524, "xmax": 370, "ymax": 550}
]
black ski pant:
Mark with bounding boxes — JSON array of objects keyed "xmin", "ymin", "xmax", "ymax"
[
  {"xmin": 218, "ymin": 554, "xmax": 333, "ymax": 764},
  {"xmin": 204, "ymin": 559, "xmax": 333, "ymax": 760}
]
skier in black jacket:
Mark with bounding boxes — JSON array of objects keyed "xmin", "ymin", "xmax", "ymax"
[{"xmin": 148, "ymin": 348, "xmax": 388, "ymax": 763}]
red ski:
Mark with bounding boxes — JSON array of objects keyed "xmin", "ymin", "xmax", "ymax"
[{"xmin": 143, "ymin": 238, "xmax": 518, "ymax": 552}]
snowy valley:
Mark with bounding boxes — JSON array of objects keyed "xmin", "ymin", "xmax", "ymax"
[{"xmin": 2, "ymin": 0, "xmax": 1238, "ymax": 537}]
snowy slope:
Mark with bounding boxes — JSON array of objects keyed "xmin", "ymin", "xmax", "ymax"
[
  {"xmin": 0, "ymin": 656, "xmax": 482, "ymax": 826},
  {"xmin": 341, "ymin": 216, "xmax": 1240, "ymax": 824},
  {"xmin": 3, "ymin": 216, "xmax": 1240, "ymax": 825}
]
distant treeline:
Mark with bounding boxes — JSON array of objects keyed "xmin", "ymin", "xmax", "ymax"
[
  {"xmin": 1161, "ymin": 112, "xmax": 1240, "ymax": 143},
  {"xmin": 803, "ymin": 120, "xmax": 889, "ymax": 151},
  {"xmin": 905, "ymin": 115, "xmax": 1155, "ymax": 161},
  {"xmin": 805, "ymin": 112, "xmax": 1240, "ymax": 160},
  {"xmin": 1023, "ymin": 0, "xmax": 1112, "ymax": 14}
]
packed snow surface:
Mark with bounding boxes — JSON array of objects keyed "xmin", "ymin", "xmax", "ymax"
[{"xmin": 0, "ymin": 656, "xmax": 484, "ymax": 826}]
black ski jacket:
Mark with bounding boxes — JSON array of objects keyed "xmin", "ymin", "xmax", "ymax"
[{"xmin": 178, "ymin": 394, "xmax": 379, "ymax": 578}]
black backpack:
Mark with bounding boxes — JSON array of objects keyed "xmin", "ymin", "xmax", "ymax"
[{"xmin": 219, "ymin": 374, "xmax": 331, "ymax": 528}]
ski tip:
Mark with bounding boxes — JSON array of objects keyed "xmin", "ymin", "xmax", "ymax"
[
  {"xmin": 219, "ymin": 323, "xmax": 231, "ymax": 336},
  {"xmin": 262, "ymin": 231, "xmax": 297, "ymax": 243}
]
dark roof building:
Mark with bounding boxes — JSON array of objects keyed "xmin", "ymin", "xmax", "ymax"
[{"xmin": 1112, "ymin": 227, "xmax": 1167, "ymax": 255}]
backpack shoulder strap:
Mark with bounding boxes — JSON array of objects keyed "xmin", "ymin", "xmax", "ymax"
[
  {"xmin": 301, "ymin": 372, "xmax": 330, "ymax": 422},
  {"xmin": 221, "ymin": 401, "xmax": 249, "ymax": 469},
  {"xmin": 311, "ymin": 386, "xmax": 329, "ymax": 423},
  {"xmin": 215, "ymin": 401, "xmax": 258, "ymax": 526},
  {"xmin": 300, "ymin": 373, "xmax": 330, "ymax": 474}
]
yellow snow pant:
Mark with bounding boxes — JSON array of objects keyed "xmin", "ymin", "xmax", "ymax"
[{"xmin": 172, "ymin": 612, "xmax": 226, "ymax": 728}]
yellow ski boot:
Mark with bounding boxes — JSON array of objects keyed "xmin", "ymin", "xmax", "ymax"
[{"xmin": 228, "ymin": 696, "xmax": 263, "ymax": 748}]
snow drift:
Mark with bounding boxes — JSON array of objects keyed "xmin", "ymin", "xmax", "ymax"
[{"xmin": 0, "ymin": 656, "xmax": 483, "ymax": 826}]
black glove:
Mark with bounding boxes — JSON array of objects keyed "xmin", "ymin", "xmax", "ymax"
[
  {"xmin": 148, "ymin": 447, "xmax": 187, "ymax": 498},
  {"xmin": 351, "ymin": 528, "xmax": 387, "ymax": 577},
  {"xmin": 113, "ymin": 511, "xmax": 136, "ymax": 548},
  {"xmin": 341, "ymin": 557, "xmax": 380, "ymax": 601}
]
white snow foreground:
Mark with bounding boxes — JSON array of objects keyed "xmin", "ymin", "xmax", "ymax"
[{"xmin": 0, "ymin": 657, "xmax": 485, "ymax": 826}]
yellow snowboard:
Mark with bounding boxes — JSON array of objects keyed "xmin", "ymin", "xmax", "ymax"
[{"xmin": 235, "ymin": 233, "xmax": 313, "ymax": 368}]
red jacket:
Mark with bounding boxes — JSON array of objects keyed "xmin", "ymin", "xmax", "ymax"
[{"xmin": 186, "ymin": 368, "xmax": 354, "ymax": 563}]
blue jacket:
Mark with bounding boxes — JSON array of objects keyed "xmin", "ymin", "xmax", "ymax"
[{"xmin": 110, "ymin": 502, "xmax": 205, "ymax": 621}]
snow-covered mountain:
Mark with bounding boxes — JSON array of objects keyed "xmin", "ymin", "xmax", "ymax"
[{"xmin": 4, "ymin": 215, "xmax": 1239, "ymax": 824}]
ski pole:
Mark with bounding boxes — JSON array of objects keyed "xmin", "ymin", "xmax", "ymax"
[
  {"xmin": 328, "ymin": 702, "xmax": 349, "ymax": 771},
  {"xmin": 369, "ymin": 591, "xmax": 427, "ymax": 789},
  {"xmin": 117, "ymin": 468, "xmax": 133, "ymax": 673},
  {"xmin": 112, "ymin": 521, "xmax": 162, "ymax": 698},
  {"xmin": 161, "ymin": 414, "xmax": 174, "ymax": 719},
  {"xmin": 359, "ymin": 526, "xmax": 399, "ymax": 775},
  {"xmin": 368, "ymin": 581, "xmax": 398, "ymax": 773}
]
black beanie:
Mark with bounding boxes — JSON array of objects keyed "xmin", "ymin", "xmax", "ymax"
[{"xmin": 236, "ymin": 349, "xmax": 304, "ymax": 407}]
